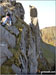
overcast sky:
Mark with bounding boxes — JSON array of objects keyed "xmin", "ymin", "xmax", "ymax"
[{"xmin": 17, "ymin": 0, "xmax": 55, "ymax": 29}]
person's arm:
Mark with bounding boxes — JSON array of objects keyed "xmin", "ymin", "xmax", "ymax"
[
  {"xmin": 2, "ymin": 17, "xmax": 8, "ymax": 25},
  {"xmin": 9, "ymin": 20, "xmax": 12, "ymax": 26}
]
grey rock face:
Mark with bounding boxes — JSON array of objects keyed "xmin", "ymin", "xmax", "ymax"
[
  {"xmin": 6, "ymin": 26, "xmax": 19, "ymax": 36},
  {"xmin": 0, "ymin": 6, "xmax": 5, "ymax": 20},
  {"xmin": 0, "ymin": 1, "xmax": 25, "ymax": 73},
  {"xmin": 20, "ymin": 25, "xmax": 28, "ymax": 73},
  {"xmin": 29, "ymin": 6, "xmax": 41, "ymax": 55},
  {"xmin": 12, "ymin": 64, "xmax": 21, "ymax": 74},
  {"xmin": 0, "ymin": 1, "xmax": 25, "ymax": 24},
  {"xmin": 28, "ymin": 30, "xmax": 38, "ymax": 73},
  {"xmin": 19, "ymin": 6, "xmax": 39, "ymax": 73},
  {"xmin": 0, "ymin": 57, "xmax": 7, "ymax": 66},
  {"xmin": 0, "ymin": 43, "xmax": 13, "ymax": 66},
  {"xmin": 20, "ymin": 25, "xmax": 27, "ymax": 55},
  {"xmin": 20, "ymin": 24, "xmax": 38, "ymax": 73},
  {"xmin": 0, "ymin": 25, "xmax": 16, "ymax": 48},
  {"xmin": 19, "ymin": 55, "xmax": 27, "ymax": 73},
  {"xmin": 19, "ymin": 6, "xmax": 42, "ymax": 73},
  {"xmin": 11, "ymin": 14, "xmax": 17, "ymax": 25},
  {"xmin": 0, "ymin": 2, "xmax": 44, "ymax": 74},
  {"xmin": 9, "ymin": 0, "xmax": 16, "ymax": 6},
  {"xmin": 13, "ymin": 3, "xmax": 25, "ymax": 20}
]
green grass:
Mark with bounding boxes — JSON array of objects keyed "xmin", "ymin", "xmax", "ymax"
[{"xmin": 41, "ymin": 41, "xmax": 55, "ymax": 66}]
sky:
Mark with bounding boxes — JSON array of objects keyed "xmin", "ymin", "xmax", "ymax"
[{"xmin": 16, "ymin": 0, "xmax": 55, "ymax": 29}]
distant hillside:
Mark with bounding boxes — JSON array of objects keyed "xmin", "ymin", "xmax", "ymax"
[
  {"xmin": 41, "ymin": 26, "xmax": 56, "ymax": 46},
  {"xmin": 39, "ymin": 26, "xmax": 56, "ymax": 71},
  {"xmin": 40, "ymin": 40, "xmax": 55, "ymax": 69}
]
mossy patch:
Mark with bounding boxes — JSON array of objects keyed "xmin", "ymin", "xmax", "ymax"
[
  {"xmin": 38, "ymin": 57, "xmax": 51, "ymax": 72},
  {"xmin": 0, "ymin": 65, "xmax": 14, "ymax": 74}
]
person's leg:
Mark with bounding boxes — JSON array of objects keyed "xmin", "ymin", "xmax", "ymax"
[{"xmin": 1, "ymin": 23, "xmax": 6, "ymax": 27}]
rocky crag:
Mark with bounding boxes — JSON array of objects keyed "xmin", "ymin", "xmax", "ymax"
[{"xmin": 0, "ymin": 0, "xmax": 55, "ymax": 74}]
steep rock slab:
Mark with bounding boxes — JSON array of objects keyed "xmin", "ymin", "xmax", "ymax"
[
  {"xmin": 19, "ymin": 6, "xmax": 40, "ymax": 73},
  {"xmin": 28, "ymin": 30, "xmax": 37, "ymax": 73},
  {"xmin": 6, "ymin": 26, "xmax": 19, "ymax": 36},
  {"xmin": 0, "ymin": 57, "xmax": 7, "ymax": 66},
  {"xmin": 20, "ymin": 25, "xmax": 27, "ymax": 55},
  {"xmin": 20, "ymin": 25, "xmax": 28, "ymax": 73},
  {"xmin": 12, "ymin": 64, "xmax": 21, "ymax": 74},
  {"xmin": 0, "ymin": 6, "xmax": 5, "ymax": 20},
  {"xmin": 0, "ymin": 43, "xmax": 13, "ymax": 66},
  {"xmin": 0, "ymin": 25, "xmax": 16, "ymax": 48}
]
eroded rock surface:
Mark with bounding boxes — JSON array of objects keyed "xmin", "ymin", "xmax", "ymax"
[
  {"xmin": 12, "ymin": 64, "xmax": 21, "ymax": 74},
  {"xmin": 19, "ymin": 6, "xmax": 41, "ymax": 73},
  {"xmin": 0, "ymin": 25, "xmax": 16, "ymax": 48},
  {"xmin": 6, "ymin": 26, "xmax": 19, "ymax": 36},
  {"xmin": 0, "ymin": 43, "xmax": 13, "ymax": 66}
]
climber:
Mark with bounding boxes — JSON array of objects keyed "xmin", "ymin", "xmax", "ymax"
[{"xmin": 1, "ymin": 12, "xmax": 12, "ymax": 26}]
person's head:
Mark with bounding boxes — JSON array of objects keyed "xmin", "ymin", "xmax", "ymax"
[{"xmin": 6, "ymin": 12, "xmax": 10, "ymax": 17}]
